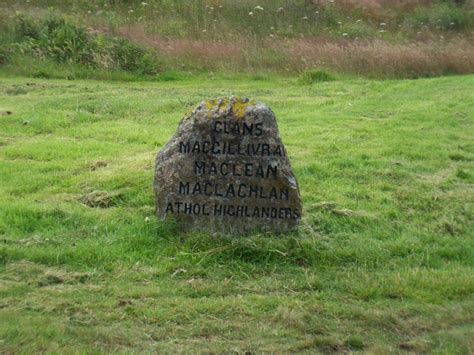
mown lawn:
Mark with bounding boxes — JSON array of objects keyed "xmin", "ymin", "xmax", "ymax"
[{"xmin": 0, "ymin": 74, "xmax": 473, "ymax": 353}]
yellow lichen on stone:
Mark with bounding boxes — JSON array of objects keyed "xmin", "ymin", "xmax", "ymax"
[
  {"xmin": 218, "ymin": 97, "xmax": 230, "ymax": 113},
  {"xmin": 205, "ymin": 100, "xmax": 216, "ymax": 110},
  {"xmin": 202, "ymin": 97, "xmax": 256, "ymax": 119},
  {"xmin": 232, "ymin": 99, "xmax": 247, "ymax": 119}
]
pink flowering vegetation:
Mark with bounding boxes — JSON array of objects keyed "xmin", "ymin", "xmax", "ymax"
[{"xmin": 1, "ymin": 0, "xmax": 474, "ymax": 78}]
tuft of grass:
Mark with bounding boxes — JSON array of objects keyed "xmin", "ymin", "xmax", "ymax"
[
  {"xmin": 299, "ymin": 69, "xmax": 336, "ymax": 84},
  {"xmin": 344, "ymin": 335, "xmax": 365, "ymax": 350}
]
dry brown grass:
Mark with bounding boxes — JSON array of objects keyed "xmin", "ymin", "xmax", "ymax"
[
  {"xmin": 117, "ymin": 26, "xmax": 247, "ymax": 70},
  {"xmin": 310, "ymin": 0, "xmax": 466, "ymax": 21},
  {"xmin": 311, "ymin": 0, "xmax": 435, "ymax": 10},
  {"xmin": 286, "ymin": 37, "xmax": 474, "ymax": 77},
  {"xmin": 117, "ymin": 26, "xmax": 474, "ymax": 77}
]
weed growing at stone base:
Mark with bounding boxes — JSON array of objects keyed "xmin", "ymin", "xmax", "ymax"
[{"xmin": 0, "ymin": 74, "xmax": 473, "ymax": 352}]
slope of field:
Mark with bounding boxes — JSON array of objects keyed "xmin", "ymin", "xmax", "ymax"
[
  {"xmin": 0, "ymin": 74, "xmax": 473, "ymax": 353},
  {"xmin": 1, "ymin": 0, "xmax": 474, "ymax": 78}
]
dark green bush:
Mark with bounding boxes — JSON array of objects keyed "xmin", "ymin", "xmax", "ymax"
[
  {"xmin": 38, "ymin": 17, "xmax": 93, "ymax": 64},
  {"xmin": 13, "ymin": 14, "xmax": 40, "ymax": 40},
  {"xmin": 0, "ymin": 47, "xmax": 10, "ymax": 65},
  {"xmin": 40, "ymin": 15, "xmax": 68, "ymax": 36},
  {"xmin": 0, "ymin": 31, "xmax": 13, "ymax": 65},
  {"xmin": 109, "ymin": 37, "xmax": 157, "ymax": 74},
  {"xmin": 8, "ymin": 14, "xmax": 159, "ymax": 74}
]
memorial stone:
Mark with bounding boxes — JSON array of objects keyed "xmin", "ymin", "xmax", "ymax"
[{"xmin": 154, "ymin": 96, "xmax": 302, "ymax": 234}]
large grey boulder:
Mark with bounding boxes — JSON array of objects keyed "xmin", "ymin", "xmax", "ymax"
[{"xmin": 154, "ymin": 96, "xmax": 302, "ymax": 234}]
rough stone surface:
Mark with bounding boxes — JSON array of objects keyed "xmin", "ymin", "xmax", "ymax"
[{"xmin": 154, "ymin": 96, "xmax": 302, "ymax": 234}]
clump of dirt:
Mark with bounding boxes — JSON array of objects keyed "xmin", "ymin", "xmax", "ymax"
[
  {"xmin": 37, "ymin": 271, "xmax": 91, "ymax": 287},
  {"xmin": 79, "ymin": 191, "xmax": 123, "ymax": 208},
  {"xmin": 89, "ymin": 160, "xmax": 108, "ymax": 171},
  {"xmin": 308, "ymin": 201, "xmax": 372, "ymax": 217}
]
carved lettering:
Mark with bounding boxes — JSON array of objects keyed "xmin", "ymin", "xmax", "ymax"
[{"xmin": 155, "ymin": 97, "xmax": 302, "ymax": 232}]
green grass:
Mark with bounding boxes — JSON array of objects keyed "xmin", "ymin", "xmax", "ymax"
[
  {"xmin": 0, "ymin": 73, "xmax": 473, "ymax": 353},
  {"xmin": 4, "ymin": 0, "xmax": 474, "ymax": 40}
]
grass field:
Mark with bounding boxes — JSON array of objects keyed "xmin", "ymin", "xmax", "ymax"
[
  {"xmin": 0, "ymin": 74, "xmax": 473, "ymax": 353},
  {"xmin": 2, "ymin": 1, "xmax": 474, "ymax": 78}
]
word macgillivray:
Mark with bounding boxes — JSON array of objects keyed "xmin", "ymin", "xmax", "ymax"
[{"xmin": 179, "ymin": 141, "xmax": 285, "ymax": 157}]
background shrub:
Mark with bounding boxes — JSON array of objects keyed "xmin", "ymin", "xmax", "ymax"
[
  {"xmin": 37, "ymin": 17, "xmax": 93, "ymax": 64},
  {"xmin": 0, "ymin": 46, "xmax": 11, "ymax": 65},
  {"xmin": 13, "ymin": 14, "xmax": 40, "ymax": 40},
  {"xmin": 108, "ymin": 37, "xmax": 157, "ymax": 74},
  {"xmin": 8, "ymin": 14, "xmax": 159, "ymax": 74}
]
